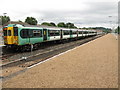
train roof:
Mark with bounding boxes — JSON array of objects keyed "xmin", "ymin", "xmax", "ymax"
[{"xmin": 4, "ymin": 24, "xmax": 97, "ymax": 32}]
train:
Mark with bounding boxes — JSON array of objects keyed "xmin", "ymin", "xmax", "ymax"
[{"xmin": 3, "ymin": 24, "xmax": 101, "ymax": 51}]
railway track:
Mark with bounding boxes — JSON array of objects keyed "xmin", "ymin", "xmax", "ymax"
[{"xmin": 1, "ymin": 34, "xmax": 104, "ymax": 81}]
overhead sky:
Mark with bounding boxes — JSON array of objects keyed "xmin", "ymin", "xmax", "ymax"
[{"xmin": 0, "ymin": 0, "xmax": 118, "ymax": 28}]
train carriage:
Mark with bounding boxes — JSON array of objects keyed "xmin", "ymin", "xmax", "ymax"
[
  {"xmin": 71, "ymin": 29, "xmax": 78, "ymax": 38},
  {"xmin": 46, "ymin": 27, "xmax": 61, "ymax": 41}
]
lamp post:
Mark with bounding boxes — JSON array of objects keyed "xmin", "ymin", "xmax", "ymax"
[
  {"xmin": 3, "ymin": 13, "xmax": 7, "ymax": 16},
  {"xmin": 108, "ymin": 16, "xmax": 118, "ymax": 39},
  {"xmin": 108, "ymin": 16, "xmax": 113, "ymax": 32},
  {"xmin": 39, "ymin": 19, "xmax": 44, "ymax": 25},
  {"xmin": 68, "ymin": 24, "xmax": 70, "ymax": 29}
]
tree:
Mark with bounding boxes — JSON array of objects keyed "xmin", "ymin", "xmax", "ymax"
[
  {"xmin": 50, "ymin": 22, "xmax": 56, "ymax": 26},
  {"xmin": 0, "ymin": 16, "xmax": 10, "ymax": 25},
  {"xmin": 66, "ymin": 22, "xmax": 77, "ymax": 28},
  {"xmin": 41, "ymin": 22, "xmax": 52, "ymax": 26},
  {"xmin": 25, "ymin": 17, "xmax": 38, "ymax": 25},
  {"xmin": 18, "ymin": 20, "xmax": 23, "ymax": 23},
  {"xmin": 115, "ymin": 26, "xmax": 120, "ymax": 34},
  {"xmin": 41, "ymin": 22, "xmax": 56, "ymax": 27},
  {"xmin": 57, "ymin": 22, "xmax": 66, "ymax": 28}
]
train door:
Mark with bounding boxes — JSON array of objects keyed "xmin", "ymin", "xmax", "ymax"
[
  {"xmin": 13, "ymin": 27, "xmax": 18, "ymax": 44},
  {"xmin": 77, "ymin": 30, "xmax": 78, "ymax": 38},
  {"xmin": 43, "ymin": 29, "xmax": 47, "ymax": 41},
  {"xmin": 60, "ymin": 29, "xmax": 63, "ymax": 39},
  {"xmin": 70, "ymin": 30, "xmax": 72, "ymax": 38}
]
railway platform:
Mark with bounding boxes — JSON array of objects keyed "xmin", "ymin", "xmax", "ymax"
[
  {"xmin": 0, "ymin": 36, "xmax": 4, "ymax": 47},
  {"xmin": 2, "ymin": 34, "xmax": 118, "ymax": 88}
]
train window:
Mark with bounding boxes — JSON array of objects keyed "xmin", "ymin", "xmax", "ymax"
[
  {"xmin": 48, "ymin": 30, "xmax": 54, "ymax": 36},
  {"xmin": 79, "ymin": 31, "xmax": 82, "ymax": 34},
  {"xmin": 54, "ymin": 30, "xmax": 60, "ymax": 36},
  {"xmin": 48, "ymin": 30, "xmax": 60, "ymax": 36},
  {"xmin": 3, "ymin": 30, "xmax": 7, "ymax": 36},
  {"xmin": 20, "ymin": 29, "xmax": 29, "ymax": 38},
  {"xmin": 83, "ymin": 31, "xmax": 88, "ymax": 34},
  {"xmin": 72, "ymin": 31, "xmax": 77, "ymax": 34},
  {"xmin": 8, "ymin": 30, "xmax": 11, "ymax": 36},
  {"xmin": 63, "ymin": 30, "xmax": 70, "ymax": 35},
  {"xmin": 14, "ymin": 27, "xmax": 18, "ymax": 36},
  {"xmin": 83, "ymin": 31, "xmax": 85, "ymax": 34},
  {"xmin": 33, "ymin": 30, "xmax": 42, "ymax": 37}
]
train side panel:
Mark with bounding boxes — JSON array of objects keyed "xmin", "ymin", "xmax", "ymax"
[{"xmin": 18, "ymin": 28, "xmax": 44, "ymax": 45}]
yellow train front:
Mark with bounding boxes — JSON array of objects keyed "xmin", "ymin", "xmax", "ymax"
[{"xmin": 3, "ymin": 24, "xmax": 18, "ymax": 48}]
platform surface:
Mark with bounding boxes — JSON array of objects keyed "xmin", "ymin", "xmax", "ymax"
[
  {"xmin": 0, "ymin": 36, "xmax": 4, "ymax": 47},
  {"xmin": 3, "ymin": 34, "xmax": 118, "ymax": 88}
]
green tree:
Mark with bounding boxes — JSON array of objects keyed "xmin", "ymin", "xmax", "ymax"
[
  {"xmin": 18, "ymin": 20, "xmax": 23, "ymax": 23},
  {"xmin": 57, "ymin": 22, "xmax": 66, "ymax": 28},
  {"xmin": 25, "ymin": 17, "xmax": 37, "ymax": 25},
  {"xmin": 66, "ymin": 22, "xmax": 77, "ymax": 28},
  {"xmin": 50, "ymin": 22, "xmax": 56, "ymax": 26},
  {"xmin": 41, "ymin": 22, "xmax": 52, "ymax": 26},
  {"xmin": 115, "ymin": 26, "xmax": 120, "ymax": 34},
  {"xmin": 0, "ymin": 16, "xmax": 10, "ymax": 25}
]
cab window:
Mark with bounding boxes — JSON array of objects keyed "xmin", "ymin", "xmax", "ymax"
[
  {"xmin": 3, "ymin": 30, "xmax": 7, "ymax": 36},
  {"xmin": 8, "ymin": 30, "xmax": 11, "ymax": 36}
]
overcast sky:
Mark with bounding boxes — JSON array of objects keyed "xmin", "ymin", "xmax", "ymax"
[{"xmin": 0, "ymin": 0, "xmax": 118, "ymax": 28}]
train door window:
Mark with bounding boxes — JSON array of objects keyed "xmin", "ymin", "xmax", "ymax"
[
  {"xmin": 8, "ymin": 30, "xmax": 11, "ymax": 36},
  {"xmin": 3, "ymin": 30, "xmax": 7, "ymax": 36},
  {"xmin": 14, "ymin": 27, "xmax": 18, "ymax": 36},
  {"xmin": 47, "ymin": 30, "xmax": 49, "ymax": 36}
]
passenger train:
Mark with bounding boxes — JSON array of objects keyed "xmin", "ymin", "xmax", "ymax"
[{"xmin": 3, "ymin": 24, "xmax": 99, "ymax": 51}]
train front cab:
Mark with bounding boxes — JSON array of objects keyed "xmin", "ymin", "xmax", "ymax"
[{"xmin": 3, "ymin": 25, "xmax": 18, "ymax": 47}]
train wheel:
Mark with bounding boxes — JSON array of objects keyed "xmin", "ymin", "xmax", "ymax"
[
  {"xmin": 20, "ymin": 45, "xmax": 31, "ymax": 52},
  {"xmin": 33, "ymin": 44, "xmax": 38, "ymax": 50}
]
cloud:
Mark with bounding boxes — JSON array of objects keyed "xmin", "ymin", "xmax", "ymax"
[{"xmin": 0, "ymin": 0, "xmax": 118, "ymax": 28}]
